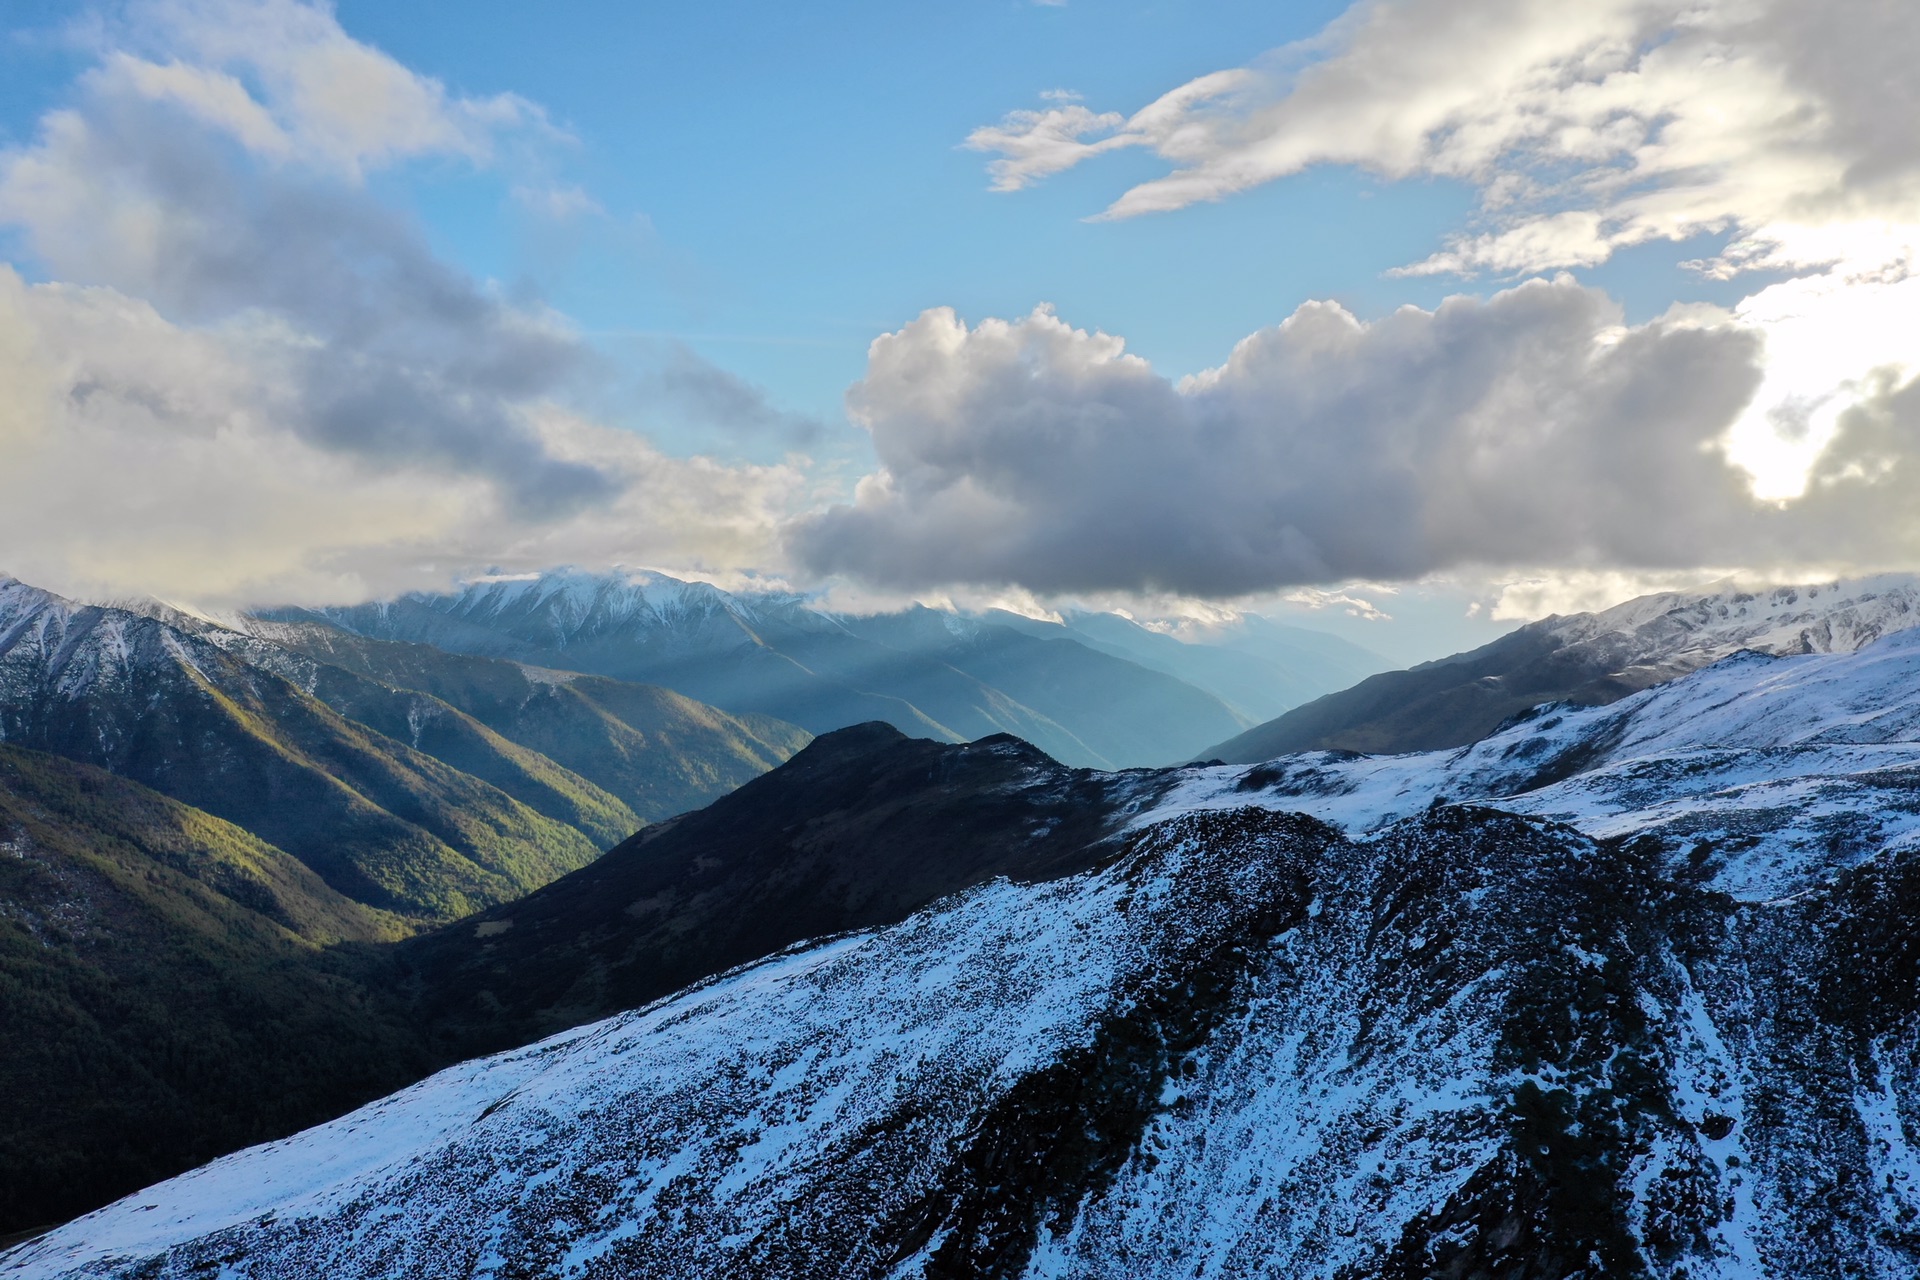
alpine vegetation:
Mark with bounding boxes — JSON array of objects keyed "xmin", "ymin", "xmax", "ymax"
[
  {"xmin": 15, "ymin": 613, "xmax": 1920, "ymax": 1278},
  {"xmin": 6, "ymin": 0, "xmax": 1920, "ymax": 1274}
]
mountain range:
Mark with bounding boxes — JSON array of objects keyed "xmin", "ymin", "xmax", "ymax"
[
  {"xmin": 0, "ymin": 566, "xmax": 1375, "ymax": 1234},
  {"xmin": 12, "ymin": 578, "xmax": 1920, "ymax": 1275},
  {"xmin": 293, "ymin": 568, "xmax": 1387, "ymax": 769},
  {"xmin": 1203, "ymin": 575, "xmax": 1920, "ymax": 761},
  {"xmin": 0, "ymin": 576, "xmax": 808, "ymax": 922}
]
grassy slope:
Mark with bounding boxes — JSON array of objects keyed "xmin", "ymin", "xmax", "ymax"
[
  {"xmin": 300, "ymin": 664, "xmax": 642, "ymax": 847},
  {"xmin": 0, "ymin": 745, "xmax": 424, "ymax": 1233},
  {"xmin": 245, "ymin": 621, "xmax": 812, "ymax": 821},
  {"xmin": 5, "ymin": 624, "xmax": 606, "ymax": 923}
]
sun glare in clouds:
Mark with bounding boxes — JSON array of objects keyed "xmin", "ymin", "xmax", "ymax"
[
  {"xmin": 3, "ymin": 0, "xmax": 1920, "ymax": 618},
  {"xmin": 965, "ymin": 0, "xmax": 1920, "ymax": 560},
  {"xmin": 1723, "ymin": 227, "xmax": 1920, "ymax": 498}
]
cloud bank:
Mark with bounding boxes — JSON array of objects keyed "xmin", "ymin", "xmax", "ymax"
[
  {"xmin": 970, "ymin": 0, "xmax": 1920, "ymax": 504},
  {"xmin": 0, "ymin": 0, "xmax": 799, "ymax": 606},
  {"xmin": 5, "ymin": 0, "xmax": 1917, "ymax": 615},
  {"xmin": 791, "ymin": 286, "xmax": 1920, "ymax": 596}
]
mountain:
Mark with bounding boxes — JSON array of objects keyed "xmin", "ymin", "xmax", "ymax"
[
  {"xmin": 0, "ymin": 576, "xmax": 808, "ymax": 923},
  {"xmin": 1202, "ymin": 574, "xmax": 1920, "ymax": 762},
  {"xmin": 0, "ymin": 744, "xmax": 426, "ymax": 1237},
  {"xmin": 217, "ymin": 615, "xmax": 809, "ymax": 825},
  {"xmin": 0, "ymin": 718, "xmax": 1157, "ymax": 1240},
  {"xmin": 18, "ymin": 622, "xmax": 1920, "ymax": 1276},
  {"xmin": 0, "ymin": 578, "xmax": 597, "ymax": 921},
  {"xmin": 298, "ymin": 569, "xmax": 1258, "ymax": 768},
  {"xmin": 395, "ymin": 722, "xmax": 1165, "ymax": 1061},
  {"xmin": 985, "ymin": 607, "xmax": 1390, "ymax": 723},
  {"xmin": 830, "ymin": 606, "xmax": 1253, "ymax": 768}
]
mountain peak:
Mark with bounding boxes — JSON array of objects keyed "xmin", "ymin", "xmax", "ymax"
[
  {"xmin": 1205, "ymin": 572, "xmax": 1920, "ymax": 763},
  {"xmin": 1550, "ymin": 572, "xmax": 1920, "ymax": 660}
]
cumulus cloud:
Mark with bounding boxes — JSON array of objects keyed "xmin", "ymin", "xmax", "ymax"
[
  {"xmin": 970, "ymin": 0, "xmax": 1920, "ymax": 523},
  {"xmin": 639, "ymin": 345, "xmax": 825, "ymax": 447},
  {"xmin": 789, "ymin": 286, "xmax": 1920, "ymax": 597},
  {"xmin": 0, "ymin": 0, "xmax": 798, "ymax": 606}
]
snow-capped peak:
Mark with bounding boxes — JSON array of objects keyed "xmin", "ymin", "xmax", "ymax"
[{"xmin": 1545, "ymin": 573, "xmax": 1920, "ymax": 666}]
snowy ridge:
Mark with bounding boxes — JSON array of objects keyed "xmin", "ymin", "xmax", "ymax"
[
  {"xmin": 1202, "ymin": 572, "xmax": 1920, "ymax": 765},
  {"xmin": 12, "ymin": 798, "xmax": 1920, "ymax": 1276},
  {"xmin": 428, "ymin": 567, "xmax": 814, "ymax": 649},
  {"xmin": 1547, "ymin": 575, "xmax": 1920, "ymax": 664},
  {"xmin": 0, "ymin": 579, "xmax": 236, "ymax": 709},
  {"xmin": 1151, "ymin": 626, "xmax": 1920, "ymax": 900},
  {"xmin": 6, "ymin": 809, "xmax": 1329, "ymax": 1278},
  {"xmin": 457, "ymin": 567, "xmax": 753, "ymax": 624}
]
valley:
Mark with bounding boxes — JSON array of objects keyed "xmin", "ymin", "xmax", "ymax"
[{"xmin": 7, "ymin": 573, "xmax": 1920, "ymax": 1277}]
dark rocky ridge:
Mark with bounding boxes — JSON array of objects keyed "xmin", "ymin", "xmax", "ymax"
[
  {"xmin": 21, "ymin": 802, "xmax": 1920, "ymax": 1277},
  {"xmin": 398, "ymin": 721, "xmax": 1173, "ymax": 1060}
]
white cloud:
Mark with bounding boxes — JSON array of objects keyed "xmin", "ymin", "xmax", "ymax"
[
  {"xmin": 105, "ymin": 0, "xmax": 551, "ymax": 178},
  {"xmin": 0, "ymin": 267, "xmax": 803, "ymax": 608},
  {"xmin": 0, "ymin": 0, "xmax": 799, "ymax": 607},
  {"xmin": 970, "ymin": 0, "xmax": 1920, "ymax": 522},
  {"xmin": 964, "ymin": 102, "xmax": 1136, "ymax": 192},
  {"xmin": 970, "ymin": 0, "xmax": 1914, "ymax": 258},
  {"xmin": 792, "ymin": 287, "xmax": 1920, "ymax": 598},
  {"xmin": 1281, "ymin": 588, "xmax": 1395, "ymax": 623}
]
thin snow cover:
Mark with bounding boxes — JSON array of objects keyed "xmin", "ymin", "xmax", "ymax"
[
  {"xmin": 5, "ymin": 813, "xmax": 1298, "ymax": 1279},
  {"xmin": 1544, "ymin": 576, "xmax": 1920, "ymax": 668},
  {"xmin": 1148, "ymin": 625, "xmax": 1920, "ymax": 900},
  {"xmin": 440, "ymin": 567, "xmax": 768, "ymax": 635},
  {"xmin": 6, "ymin": 773, "xmax": 1919, "ymax": 1273}
]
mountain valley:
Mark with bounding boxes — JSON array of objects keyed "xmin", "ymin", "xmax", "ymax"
[
  {"xmin": 9, "ymin": 577, "xmax": 1920, "ymax": 1276},
  {"xmin": 297, "ymin": 569, "xmax": 1387, "ymax": 769}
]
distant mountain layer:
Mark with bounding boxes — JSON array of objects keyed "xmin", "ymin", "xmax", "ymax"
[
  {"xmin": 0, "ymin": 576, "xmax": 809, "ymax": 923},
  {"xmin": 984, "ymin": 607, "xmax": 1388, "ymax": 724},
  {"xmin": 1202, "ymin": 575, "xmax": 1920, "ymax": 762},
  {"xmin": 295, "ymin": 568, "xmax": 1372, "ymax": 768},
  {"xmin": 18, "ymin": 622, "xmax": 1920, "ymax": 1275}
]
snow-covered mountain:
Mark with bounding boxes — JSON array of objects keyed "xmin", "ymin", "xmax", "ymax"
[
  {"xmin": 1168, "ymin": 623, "xmax": 1920, "ymax": 902},
  {"xmin": 1539, "ymin": 573, "xmax": 1920, "ymax": 676},
  {"xmin": 17, "ymin": 619, "xmax": 1920, "ymax": 1278},
  {"xmin": 1205, "ymin": 573, "xmax": 1920, "ymax": 762},
  {"xmin": 293, "ymin": 567, "xmax": 1378, "ymax": 768},
  {"xmin": 0, "ymin": 573, "xmax": 802, "ymax": 921}
]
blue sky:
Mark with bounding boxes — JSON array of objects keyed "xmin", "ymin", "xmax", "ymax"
[
  {"xmin": 0, "ymin": 0, "xmax": 1914, "ymax": 661},
  {"xmin": 349, "ymin": 2, "xmax": 1773, "ymax": 434},
  {"xmin": 0, "ymin": 0, "xmax": 1754, "ymax": 447}
]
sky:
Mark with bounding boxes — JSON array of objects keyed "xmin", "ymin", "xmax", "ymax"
[{"xmin": 0, "ymin": 0, "xmax": 1916, "ymax": 664}]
